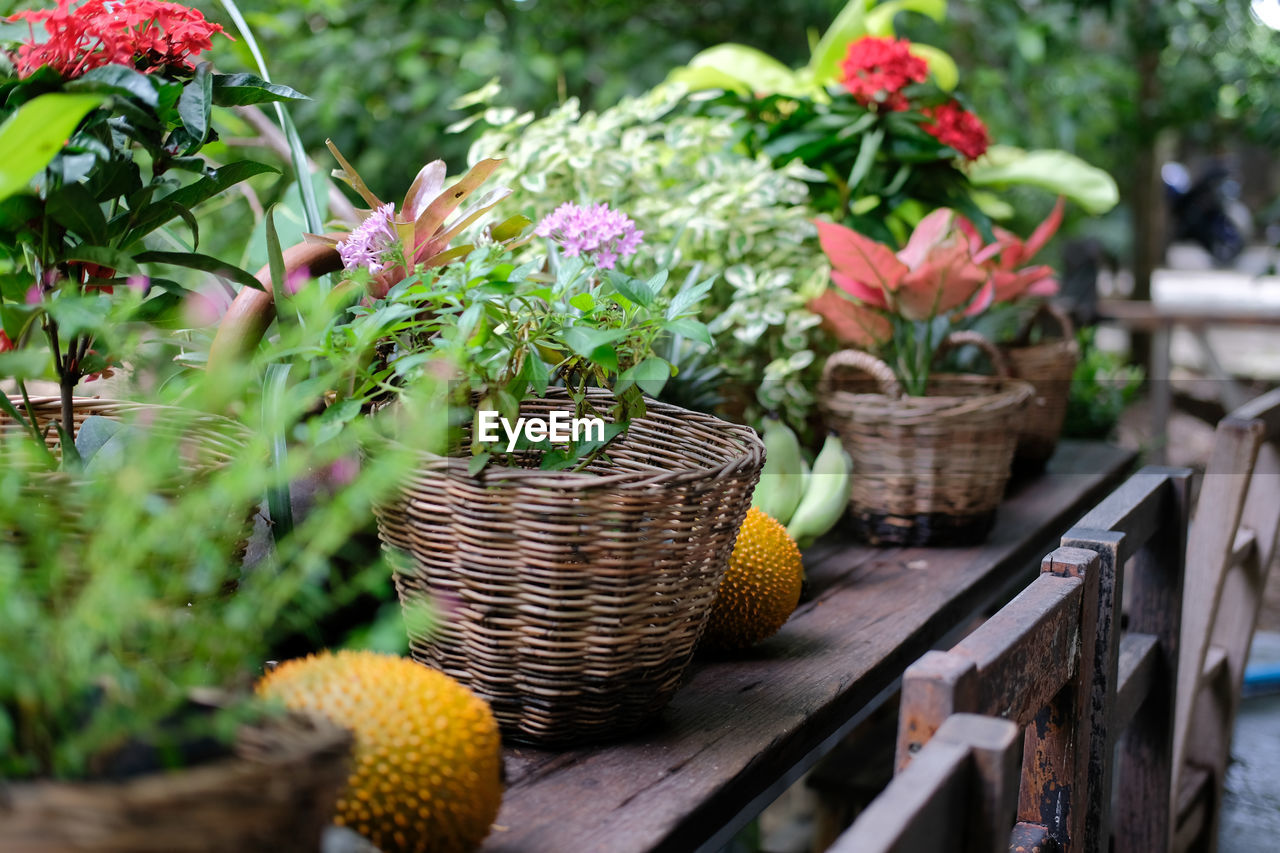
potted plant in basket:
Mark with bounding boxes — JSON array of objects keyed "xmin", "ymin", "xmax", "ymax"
[
  {"xmin": 0, "ymin": 0, "xmax": 301, "ymax": 459},
  {"xmin": 319, "ymin": 183, "xmax": 765, "ymax": 746},
  {"xmin": 809, "ymin": 207, "xmax": 1034, "ymax": 546},
  {"xmin": 958, "ymin": 199, "xmax": 1080, "ymax": 474},
  {"xmin": 0, "ymin": 335, "xmax": 433, "ymax": 847}
]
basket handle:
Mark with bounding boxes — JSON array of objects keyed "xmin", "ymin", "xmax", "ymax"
[
  {"xmin": 820, "ymin": 349, "xmax": 903, "ymax": 399},
  {"xmin": 932, "ymin": 331, "xmax": 1013, "ymax": 378},
  {"xmin": 1013, "ymin": 301, "xmax": 1076, "ymax": 347}
]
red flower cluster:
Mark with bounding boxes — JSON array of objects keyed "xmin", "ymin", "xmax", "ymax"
[
  {"xmin": 0, "ymin": 330, "xmax": 13, "ymax": 353},
  {"xmin": 8, "ymin": 0, "xmax": 228, "ymax": 79},
  {"xmin": 839, "ymin": 36, "xmax": 927, "ymax": 111},
  {"xmin": 922, "ymin": 102, "xmax": 989, "ymax": 160}
]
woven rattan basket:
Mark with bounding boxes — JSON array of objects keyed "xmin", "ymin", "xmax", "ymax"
[
  {"xmin": 1000, "ymin": 304, "xmax": 1080, "ymax": 474},
  {"xmin": 374, "ymin": 390, "xmax": 764, "ymax": 746},
  {"xmin": 820, "ymin": 333, "xmax": 1034, "ymax": 547},
  {"xmin": 1, "ymin": 396, "xmax": 247, "ymax": 473},
  {"xmin": 0, "ymin": 713, "xmax": 351, "ymax": 851},
  {"xmin": 2, "ymin": 396, "xmax": 253, "ymax": 557}
]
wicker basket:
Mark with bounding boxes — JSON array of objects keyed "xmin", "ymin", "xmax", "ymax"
[
  {"xmin": 374, "ymin": 389, "xmax": 764, "ymax": 746},
  {"xmin": 0, "ymin": 713, "xmax": 351, "ymax": 851},
  {"xmin": 2, "ymin": 396, "xmax": 254, "ymax": 559},
  {"xmin": 1, "ymin": 396, "xmax": 247, "ymax": 473},
  {"xmin": 820, "ymin": 332, "xmax": 1034, "ymax": 547},
  {"xmin": 1000, "ymin": 304, "xmax": 1080, "ymax": 474}
]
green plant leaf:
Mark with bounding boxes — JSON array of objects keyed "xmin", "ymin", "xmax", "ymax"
[
  {"xmin": 119, "ymin": 160, "xmax": 278, "ymax": 245},
  {"xmin": 665, "ymin": 318, "xmax": 713, "ymax": 345},
  {"xmin": 666, "ymin": 65, "xmax": 752, "ymax": 95},
  {"xmin": 0, "ymin": 349, "xmax": 48, "ymax": 380},
  {"xmin": 808, "ymin": 0, "xmax": 873, "ymax": 84},
  {"xmin": 682, "ymin": 44, "xmax": 810, "ymax": 97},
  {"xmin": 177, "ymin": 62, "xmax": 213, "ymax": 153},
  {"xmin": 621, "ymin": 356, "xmax": 671, "ymax": 397},
  {"xmin": 65, "ymin": 65, "xmax": 159, "ymax": 107},
  {"xmin": 264, "ymin": 205, "xmax": 287, "ymax": 304},
  {"xmin": 63, "ymin": 246, "xmax": 141, "ymax": 276},
  {"xmin": 908, "ymin": 43, "xmax": 959, "ymax": 91},
  {"xmin": 848, "ymin": 127, "xmax": 885, "ymax": 194},
  {"xmin": 865, "ymin": 0, "xmax": 948, "ymax": 37},
  {"xmin": 73, "ymin": 415, "xmax": 121, "ymax": 460},
  {"xmin": 606, "ymin": 272, "xmax": 655, "ymax": 307},
  {"xmin": 263, "ymin": 362, "xmax": 294, "ymax": 543},
  {"xmin": 132, "ymin": 251, "xmax": 264, "ymax": 290},
  {"xmin": 46, "ymin": 183, "xmax": 108, "ymax": 244},
  {"xmin": 209, "ymin": 73, "xmax": 308, "ymax": 106},
  {"xmin": 0, "ymin": 93, "xmax": 105, "ymax": 202},
  {"xmin": 967, "ymin": 145, "xmax": 1120, "ymax": 215},
  {"xmin": 563, "ymin": 326, "xmax": 625, "ymax": 358}
]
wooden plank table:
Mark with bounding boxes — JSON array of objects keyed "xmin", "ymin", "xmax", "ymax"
[{"xmin": 482, "ymin": 440, "xmax": 1135, "ymax": 853}]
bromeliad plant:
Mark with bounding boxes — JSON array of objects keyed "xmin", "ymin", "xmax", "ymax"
[
  {"xmin": 0, "ymin": 0, "xmax": 303, "ymax": 456},
  {"xmin": 319, "ymin": 198, "xmax": 713, "ymax": 471},
  {"xmin": 810, "ymin": 207, "xmax": 992, "ymax": 396}
]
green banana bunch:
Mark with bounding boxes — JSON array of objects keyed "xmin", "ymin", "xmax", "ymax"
[
  {"xmin": 751, "ymin": 416, "xmax": 806, "ymax": 526},
  {"xmin": 787, "ymin": 433, "xmax": 853, "ymax": 549}
]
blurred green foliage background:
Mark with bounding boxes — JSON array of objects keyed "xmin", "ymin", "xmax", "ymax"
[{"xmin": 186, "ymin": 0, "xmax": 1280, "ymax": 257}]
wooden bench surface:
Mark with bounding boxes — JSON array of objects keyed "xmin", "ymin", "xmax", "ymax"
[{"xmin": 481, "ymin": 441, "xmax": 1135, "ymax": 853}]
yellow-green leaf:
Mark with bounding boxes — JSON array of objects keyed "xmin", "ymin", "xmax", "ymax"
[
  {"xmin": 0, "ymin": 93, "xmax": 105, "ymax": 202},
  {"xmin": 968, "ymin": 146, "xmax": 1120, "ymax": 215},
  {"xmin": 908, "ymin": 43, "xmax": 959, "ymax": 91},
  {"xmin": 865, "ymin": 0, "xmax": 948, "ymax": 37},
  {"xmin": 684, "ymin": 44, "xmax": 809, "ymax": 97}
]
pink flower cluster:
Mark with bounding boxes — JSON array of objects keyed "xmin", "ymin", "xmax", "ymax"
[
  {"xmin": 337, "ymin": 203, "xmax": 401, "ymax": 276},
  {"xmin": 8, "ymin": 0, "xmax": 229, "ymax": 79},
  {"xmin": 534, "ymin": 202, "xmax": 643, "ymax": 270}
]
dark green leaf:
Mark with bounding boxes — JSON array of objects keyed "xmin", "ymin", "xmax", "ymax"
[
  {"xmin": 265, "ymin": 205, "xmax": 287, "ymax": 303},
  {"xmin": 118, "ymin": 160, "xmax": 277, "ymax": 244},
  {"xmin": 0, "ymin": 195, "xmax": 40, "ymax": 231},
  {"xmin": 847, "ymin": 127, "xmax": 884, "ymax": 195},
  {"xmin": 132, "ymin": 251, "xmax": 263, "ymax": 290},
  {"xmin": 64, "ymin": 246, "xmax": 140, "ymax": 276},
  {"xmin": 66, "ymin": 65, "xmax": 159, "ymax": 107},
  {"xmin": 46, "ymin": 183, "xmax": 108, "ymax": 244},
  {"xmin": 210, "ymin": 73, "xmax": 308, "ymax": 106}
]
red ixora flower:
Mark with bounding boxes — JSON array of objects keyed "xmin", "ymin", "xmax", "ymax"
[
  {"xmin": 839, "ymin": 36, "xmax": 928, "ymax": 111},
  {"xmin": 8, "ymin": 0, "xmax": 230, "ymax": 80},
  {"xmin": 922, "ymin": 101, "xmax": 990, "ymax": 160}
]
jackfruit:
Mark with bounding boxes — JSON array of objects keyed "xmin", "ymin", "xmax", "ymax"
[
  {"xmin": 703, "ymin": 507, "xmax": 804, "ymax": 649},
  {"xmin": 257, "ymin": 650, "xmax": 502, "ymax": 853}
]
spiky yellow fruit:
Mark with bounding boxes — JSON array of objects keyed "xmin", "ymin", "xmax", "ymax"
[
  {"xmin": 703, "ymin": 506, "xmax": 804, "ymax": 649},
  {"xmin": 257, "ymin": 650, "xmax": 502, "ymax": 853}
]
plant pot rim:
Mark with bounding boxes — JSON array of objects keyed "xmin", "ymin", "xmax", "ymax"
[{"xmin": 372, "ymin": 390, "xmax": 764, "ymax": 490}]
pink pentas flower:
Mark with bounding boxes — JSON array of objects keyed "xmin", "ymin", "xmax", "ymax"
[{"xmin": 534, "ymin": 202, "xmax": 643, "ymax": 270}]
